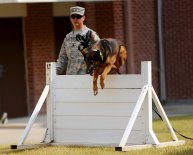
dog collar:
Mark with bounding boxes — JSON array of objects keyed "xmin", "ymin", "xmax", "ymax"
[{"xmin": 99, "ymin": 50, "xmax": 104, "ymax": 61}]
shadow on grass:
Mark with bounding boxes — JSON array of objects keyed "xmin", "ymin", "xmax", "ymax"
[
  {"xmin": 165, "ymin": 148, "xmax": 193, "ymax": 155},
  {"xmin": 0, "ymin": 148, "xmax": 26, "ymax": 154},
  {"xmin": 0, "ymin": 145, "xmax": 49, "ymax": 155}
]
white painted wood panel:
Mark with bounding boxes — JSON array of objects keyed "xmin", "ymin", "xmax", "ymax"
[
  {"xmin": 54, "ymin": 130, "xmax": 145, "ymax": 145},
  {"xmin": 55, "ymin": 89, "xmax": 141, "ymax": 103},
  {"xmin": 55, "ymin": 75, "xmax": 142, "ymax": 89},
  {"xmin": 53, "ymin": 74, "xmax": 144, "ymax": 145},
  {"xmin": 44, "ymin": 61, "xmax": 164, "ymax": 146},
  {"xmin": 18, "ymin": 62, "xmax": 183, "ymax": 148},
  {"xmin": 55, "ymin": 102, "xmax": 140, "ymax": 116},
  {"xmin": 54, "ymin": 116, "xmax": 144, "ymax": 130}
]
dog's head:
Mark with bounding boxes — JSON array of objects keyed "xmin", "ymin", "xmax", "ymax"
[
  {"xmin": 76, "ymin": 32, "xmax": 106, "ymax": 75},
  {"xmin": 84, "ymin": 47, "xmax": 104, "ymax": 75},
  {"xmin": 84, "ymin": 39, "xmax": 113, "ymax": 75}
]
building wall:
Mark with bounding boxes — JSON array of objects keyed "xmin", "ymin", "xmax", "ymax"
[
  {"xmin": 125, "ymin": 0, "xmax": 159, "ymax": 93},
  {"xmin": 0, "ymin": 4, "xmax": 27, "ymax": 17},
  {"xmin": 24, "ymin": 3, "xmax": 55, "ymax": 113},
  {"xmin": 163, "ymin": 0, "xmax": 193, "ymax": 100},
  {"xmin": 79, "ymin": 1, "xmax": 115, "ymax": 38}
]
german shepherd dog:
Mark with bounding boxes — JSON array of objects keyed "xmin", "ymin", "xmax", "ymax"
[{"xmin": 76, "ymin": 31, "xmax": 127, "ymax": 96}]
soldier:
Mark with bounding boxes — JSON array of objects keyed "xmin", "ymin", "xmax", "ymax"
[{"xmin": 56, "ymin": 6, "xmax": 100, "ymax": 75}]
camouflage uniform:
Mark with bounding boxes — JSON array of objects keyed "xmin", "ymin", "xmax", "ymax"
[{"xmin": 56, "ymin": 26, "xmax": 100, "ymax": 75}]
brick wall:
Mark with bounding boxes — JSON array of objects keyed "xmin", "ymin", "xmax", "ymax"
[
  {"xmin": 24, "ymin": 3, "xmax": 55, "ymax": 114},
  {"xmin": 81, "ymin": 1, "xmax": 124, "ymax": 40},
  {"xmin": 129, "ymin": 0, "xmax": 159, "ymax": 93},
  {"xmin": 112, "ymin": 1, "xmax": 126, "ymax": 73},
  {"xmin": 84, "ymin": 3, "xmax": 97, "ymax": 31},
  {"xmin": 112, "ymin": 0, "xmax": 125, "ymax": 43},
  {"xmin": 163, "ymin": 0, "xmax": 193, "ymax": 100},
  {"xmin": 80, "ymin": 1, "xmax": 114, "ymax": 38}
]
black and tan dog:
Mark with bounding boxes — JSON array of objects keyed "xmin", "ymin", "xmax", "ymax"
[{"xmin": 76, "ymin": 31, "xmax": 127, "ymax": 95}]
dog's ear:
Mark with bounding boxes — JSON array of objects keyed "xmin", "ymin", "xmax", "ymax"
[
  {"xmin": 85, "ymin": 30, "xmax": 92, "ymax": 43},
  {"xmin": 77, "ymin": 42, "xmax": 88, "ymax": 59},
  {"xmin": 76, "ymin": 34, "xmax": 82, "ymax": 42},
  {"xmin": 76, "ymin": 30, "xmax": 92, "ymax": 49},
  {"xmin": 81, "ymin": 48, "xmax": 88, "ymax": 56},
  {"xmin": 80, "ymin": 48, "xmax": 88, "ymax": 61}
]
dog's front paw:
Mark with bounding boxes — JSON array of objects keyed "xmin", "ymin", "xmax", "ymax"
[
  {"xmin": 100, "ymin": 82, "xmax": 105, "ymax": 89},
  {"xmin": 100, "ymin": 76, "xmax": 105, "ymax": 89},
  {"xmin": 94, "ymin": 89, "xmax": 98, "ymax": 96},
  {"xmin": 93, "ymin": 85, "xmax": 98, "ymax": 96}
]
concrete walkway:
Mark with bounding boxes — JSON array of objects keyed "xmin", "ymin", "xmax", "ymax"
[
  {"xmin": 0, "ymin": 115, "xmax": 46, "ymax": 145},
  {"xmin": 0, "ymin": 103, "xmax": 193, "ymax": 145},
  {"xmin": 162, "ymin": 103, "xmax": 193, "ymax": 117}
]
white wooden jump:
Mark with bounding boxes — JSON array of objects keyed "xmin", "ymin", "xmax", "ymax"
[{"xmin": 14, "ymin": 61, "xmax": 184, "ymax": 151}]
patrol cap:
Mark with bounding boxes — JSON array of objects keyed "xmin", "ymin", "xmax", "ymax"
[{"xmin": 70, "ymin": 6, "xmax": 85, "ymax": 16}]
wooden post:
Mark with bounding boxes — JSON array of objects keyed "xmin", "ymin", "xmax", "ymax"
[
  {"xmin": 141, "ymin": 61, "xmax": 159, "ymax": 144},
  {"xmin": 45, "ymin": 62, "xmax": 56, "ymax": 143}
]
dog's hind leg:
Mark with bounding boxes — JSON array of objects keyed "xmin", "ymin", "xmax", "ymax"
[{"xmin": 119, "ymin": 46, "xmax": 127, "ymax": 66}]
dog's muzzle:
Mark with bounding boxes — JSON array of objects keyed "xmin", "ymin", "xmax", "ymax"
[{"xmin": 87, "ymin": 61, "xmax": 96, "ymax": 76}]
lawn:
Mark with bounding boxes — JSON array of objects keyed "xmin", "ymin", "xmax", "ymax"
[{"xmin": 0, "ymin": 115, "xmax": 193, "ymax": 155}]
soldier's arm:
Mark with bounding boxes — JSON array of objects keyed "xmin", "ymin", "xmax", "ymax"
[
  {"xmin": 91, "ymin": 31, "xmax": 100, "ymax": 42},
  {"xmin": 56, "ymin": 40, "xmax": 68, "ymax": 75}
]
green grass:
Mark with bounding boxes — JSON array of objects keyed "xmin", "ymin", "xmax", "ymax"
[{"xmin": 0, "ymin": 115, "xmax": 193, "ymax": 155}]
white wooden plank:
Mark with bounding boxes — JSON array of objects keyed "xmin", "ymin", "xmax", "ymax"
[
  {"xmin": 119, "ymin": 85, "xmax": 148, "ymax": 147},
  {"xmin": 55, "ymin": 102, "xmax": 139, "ymax": 116},
  {"xmin": 116, "ymin": 141, "xmax": 185, "ymax": 151},
  {"xmin": 154, "ymin": 141, "xmax": 185, "ymax": 148},
  {"xmin": 18, "ymin": 85, "xmax": 49, "ymax": 146},
  {"xmin": 116, "ymin": 144, "xmax": 154, "ymax": 151},
  {"xmin": 54, "ymin": 116, "xmax": 144, "ymax": 130},
  {"xmin": 54, "ymin": 129, "xmax": 145, "ymax": 145},
  {"xmin": 55, "ymin": 75, "xmax": 142, "ymax": 89},
  {"xmin": 55, "ymin": 89, "xmax": 141, "ymax": 103}
]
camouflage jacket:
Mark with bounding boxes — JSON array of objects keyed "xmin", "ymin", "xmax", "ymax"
[{"xmin": 56, "ymin": 26, "xmax": 100, "ymax": 75}]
